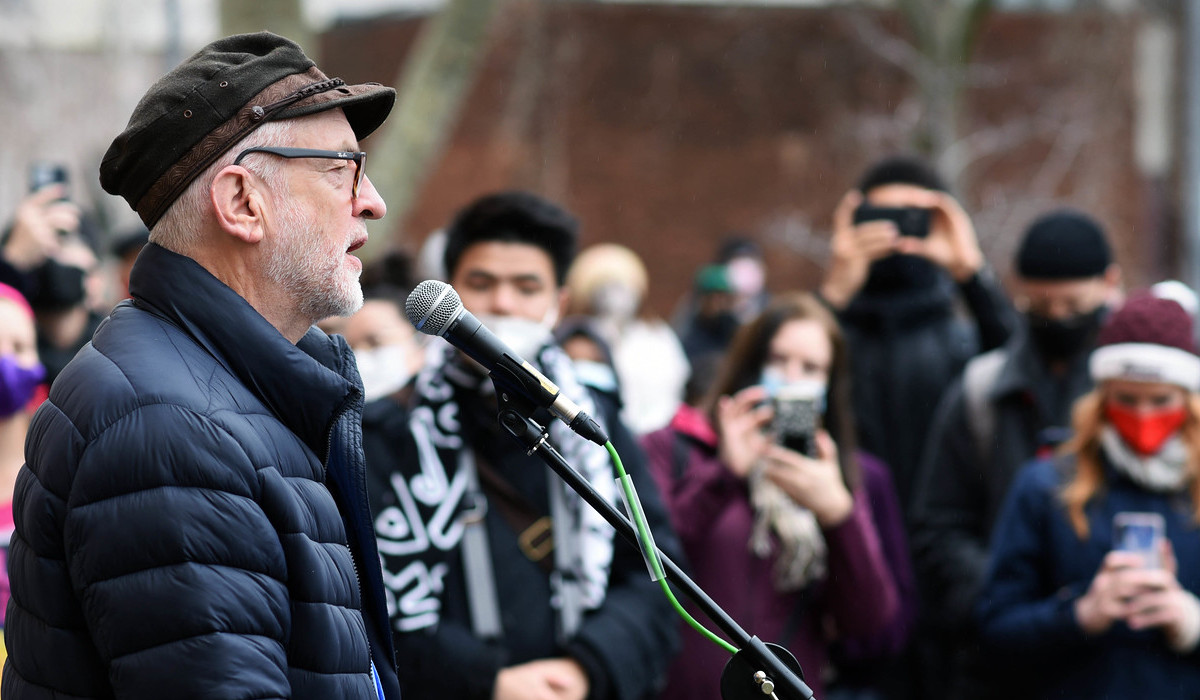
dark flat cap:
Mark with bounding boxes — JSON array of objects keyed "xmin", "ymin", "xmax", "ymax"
[{"xmin": 100, "ymin": 32, "xmax": 395, "ymax": 228}]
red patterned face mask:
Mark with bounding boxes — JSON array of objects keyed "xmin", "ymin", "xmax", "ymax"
[{"xmin": 1104, "ymin": 401, "xmax": 1188, "ymax": 456}]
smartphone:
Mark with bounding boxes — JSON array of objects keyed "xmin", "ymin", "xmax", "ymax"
[
  {"xmin": 1113, "ymin": 512, "xmax": 1165, "ymax": 568},
  {"xmin": 771, "ymin": 385, "xmax": 822, "ymax": 458},
  {"xmin": 853, "ymin": 203, "xmax": 932, "ymax": 239},
  {"xmin": 28, "ymin": 162, "xmax": 69, "ymax": 199}
]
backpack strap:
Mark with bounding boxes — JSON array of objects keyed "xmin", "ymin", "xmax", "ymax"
[{"xmin": 962, "ymin": 349, "xmax": 1007, "ymax": 466}]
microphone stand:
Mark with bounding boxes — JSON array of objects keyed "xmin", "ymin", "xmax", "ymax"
[{"xmin": 492, "ymin": 388, "xmax": 815, "ymax": 700}]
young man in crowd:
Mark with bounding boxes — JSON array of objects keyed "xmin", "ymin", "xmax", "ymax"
[
  {"xmin": 818, "ymin": 156, "xmax": 1016, "ymax": 511},
  {"xmin": 363, "ymin": 191, "xmax": 680, "ymax": 700}
]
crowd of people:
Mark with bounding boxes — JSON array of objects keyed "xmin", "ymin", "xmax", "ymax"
[{"xmin": 1, "ymin": 28, "xmax": 1199, "ymax": 700}]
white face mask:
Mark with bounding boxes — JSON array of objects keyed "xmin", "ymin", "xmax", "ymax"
[
  {"xmin": 591, "ymin": 282, "xmax": 641, "ymax": 323},
  {"xmin": 477, "ymin": 313, "xmax": 556, "ymax": 362},
  {"xmin": 572, "ymin": 359, "xmax": 619, "ymax": 394},
  {"xmin": 355, "ymin": 343, "xmax": 413, "ymax": 402}
]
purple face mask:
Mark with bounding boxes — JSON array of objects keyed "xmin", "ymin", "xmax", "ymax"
[{"xmin": 0, "ymin": 355, "xmax": 45, "ymax": 417}]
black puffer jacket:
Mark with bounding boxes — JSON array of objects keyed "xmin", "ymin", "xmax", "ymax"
[{"xmin": 3, "ymin": 243, "xmax": 400, "ymax": 700}]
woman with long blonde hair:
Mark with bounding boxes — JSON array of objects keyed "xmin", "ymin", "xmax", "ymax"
[{"xmin": 978, "ymin": 294, "xmax": 1200, "ymax": 698}]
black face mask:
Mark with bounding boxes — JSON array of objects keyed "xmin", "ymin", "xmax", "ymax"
[
  {"xmin": 1026, "ymin": 307, "xmax": 1106, "ymax": 362},
  {"xmin": 29, "ymin": 258, "xmax": 86, "ymax": 312},
  {"xmin": 863, "ymin": 254, "xmax": 941, "ymax": 294},
  {"xmin": 698, "ymin": 310, "xmax": 741, "ymax": 342}
]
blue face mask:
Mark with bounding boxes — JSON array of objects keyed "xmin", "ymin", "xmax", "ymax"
[
  {"xmin": 0, "ymin": 354, "xmax": 45, "ymax": 417},
  {"xmin": 759, "ymin": 368, "xmax": 827, "ymax": 409}
]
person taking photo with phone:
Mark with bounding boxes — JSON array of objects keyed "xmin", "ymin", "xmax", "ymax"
[
  {"xmin": 977, "ymin": 293, "xmax": 1200, "ymax": 699},
  {"xmin": 641, "ymin": 292, "xmax": 912, "ymax": 700},
  {"xmin": 817, "ymin": 156, "xmax": 1016, "ymax": 513}
]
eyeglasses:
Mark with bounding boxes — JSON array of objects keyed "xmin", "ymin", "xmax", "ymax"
[{"xmin": 233, "ymin": 146, "xmax": 367, "ymax": 198}]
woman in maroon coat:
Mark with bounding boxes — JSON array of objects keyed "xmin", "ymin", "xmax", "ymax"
[{"xmin": 642, "ymin": 292, "xmax": 902, "ymax": 700}]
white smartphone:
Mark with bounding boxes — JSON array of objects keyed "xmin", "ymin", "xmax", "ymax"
[{"xmin": 1113, "ymin": 512, "xmax": 1165, "ymax": 569}]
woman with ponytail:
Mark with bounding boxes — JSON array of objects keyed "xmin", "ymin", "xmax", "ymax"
[{"xmin": 978, "ymin": 293, "xmax": 1200, "ymax": 698}]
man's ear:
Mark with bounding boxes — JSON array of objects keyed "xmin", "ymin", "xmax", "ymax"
[{"xmin": 210, "ymin": 165, "xmax": 266, "ymax": 244}]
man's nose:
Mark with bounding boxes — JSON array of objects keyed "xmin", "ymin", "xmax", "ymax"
[{"xmin": 354, "ymin": 175, "xmax": 387, "ymax": 220}]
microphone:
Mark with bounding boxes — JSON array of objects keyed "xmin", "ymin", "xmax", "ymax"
[{"xmin": 405, "ymin": 279, "xmax": 610, "ymax": 446}]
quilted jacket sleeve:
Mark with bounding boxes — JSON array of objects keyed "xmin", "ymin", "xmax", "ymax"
[{"xmin": 54, "ymin": 402, "xmax": 291, "ymax": 699}]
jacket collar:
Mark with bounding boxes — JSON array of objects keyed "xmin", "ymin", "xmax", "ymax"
[
  {"xmin": 127, "ymin": 243, "xmax": 359, "ymax": 461},
  {"xmin": 668, "ymin": 403, "xmax": 719, "ymax": 448},
  {"xmin": 989, "ymin": 325, "xmax": 1092, "ymax": 403},
  {"xmin": 841, "ymin": 276, "xmax": 956, "ymax": 330}
]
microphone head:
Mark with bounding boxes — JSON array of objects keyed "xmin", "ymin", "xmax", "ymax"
[{"xmin": 406, "ymin": 280, "xmax": 462, "ymax": 337}]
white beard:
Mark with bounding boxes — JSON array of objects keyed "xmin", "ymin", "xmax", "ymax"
[{"xmin": 263, "ymin": 196, "xmax": 364, "ymax": 323}]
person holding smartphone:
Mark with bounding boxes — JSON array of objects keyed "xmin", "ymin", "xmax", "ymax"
[
  {"xmin": 978, "ymin": 293, "xmax": 1200, "ymax": 698},
  {"xmin": 642, "ymin": 292, "xmax": 913, "ymax": 700},
  {"xmin": 816, "ymin": 157, "xmax": 1016, "ymax": 515}
]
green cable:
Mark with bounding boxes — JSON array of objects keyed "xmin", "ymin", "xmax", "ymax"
[{"xmin": 604, "ymin": 441, "xmax": 739, "ymax": 656}]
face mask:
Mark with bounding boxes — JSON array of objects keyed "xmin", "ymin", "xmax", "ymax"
[
  {"xmin": 572, "ymin": 359, "xmax": 619, "ymax": 394},
  {"xmin": 29, "ymin": 258, "xmax": 87, "ymax": 312},
  {"xmin": 354, "ymin": 343, "xmax": 413, "ymax": 402},
  {"xmin": 477, "ymin": 314, "xmax": 555, "ymax": 362},
  {"xmin": 1027, "ymin": 307, "xmax": 1105, "ymax": 362},
  {"xmin": 863, "ymin": 254, "xmax": 940, "ymax": 294},
  {"xmin": 591, "ymin": 282, "xmax": 640, "ymax": 323},
  {"xmin": 0, "ymin": 355, "xmax": 45, "ymax": 417},
  {"xmin": 1104, "ymin": 400, "xmax": 1188, "ymax": 456},
  {"xmin": 699, "ymin": 310, "xmax": 740, "ymax": 341},
  {"xmin": 726, "ymin": 258, "xmax": 766, "ymax": 297},
  {"xmin": 759, "ymin": 369, "xmax": 827, "ymax": 409}
]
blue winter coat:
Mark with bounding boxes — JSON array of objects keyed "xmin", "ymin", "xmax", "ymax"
[
  {"xmin": 977, "ymin": 456, "xmax": 1200, "ymax": 699},
  {"xmin": 2, "ymin": 243, "xmax": 400, "ymax": 699}
]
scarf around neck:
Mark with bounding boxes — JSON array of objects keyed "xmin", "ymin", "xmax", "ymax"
[
  {"xmin": 748, "ymin": 461, "xmax": 828, "ymax": 592},
  {"xmin": 1101, "ymin": 425, "xmax": 1191, "ymax": 493},
  {"xmin": 381, "ymin": 342, "xmax": 616, "ymax": 639}
]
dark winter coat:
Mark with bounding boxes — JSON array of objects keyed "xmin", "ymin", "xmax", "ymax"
[
  {"xmin": 641, "ymin": 405, "xmax": 902, "ymax": 700},
  {"xmin": 910, "ymin": 327, "xmax": 1094, "ymax": 633},
  {"xmin": 3, "ymin": 243, "xmax": 400, "ymax": 700},
  {"xmin": 835, "ymin": 270, "xmax": 1014, "ymax": 511},
  {"xmin": 362, "ymin": 366, "xmax": 680, "ymax": 700},
  {"xmin": 978, "ymin": 456, "xmax": 1200, "ymax": 699}
]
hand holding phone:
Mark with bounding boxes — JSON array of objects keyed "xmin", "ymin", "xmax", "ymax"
[{"xmin": 28, "ymin": 162, "xmax": 69, "ymax": 201}]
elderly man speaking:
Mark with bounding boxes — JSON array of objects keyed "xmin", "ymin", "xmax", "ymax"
[{"xmin": 3, "ymin": 33, "xmax": 401, "ymax": 700}]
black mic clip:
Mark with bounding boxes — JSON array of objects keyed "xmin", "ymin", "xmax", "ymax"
[
  {"xmin": 488, "ymin": 354, "xmax": 555, "ymax": 413},
  {"xmin": 488, "ymin": 353, "xmax": 609, "ymax": 446}
]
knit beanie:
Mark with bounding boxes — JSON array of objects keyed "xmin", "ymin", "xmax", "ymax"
[
  {"xmin": 1016, "ymin": 210, "xmax": 1112, "ymax": 280},
  {"xmin": 1090, "ymin": 293, "xmax": 1200, "ymax": 390}
]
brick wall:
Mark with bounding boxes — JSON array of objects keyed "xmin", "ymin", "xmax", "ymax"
[{"xmin": 322, "ymin": 4, "xmax": 1171, "ymax": 316}]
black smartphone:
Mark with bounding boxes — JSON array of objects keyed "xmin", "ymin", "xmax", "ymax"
[
  {"xmin": 29, "ymin": 162, "xmax": 69, "ymax": 199},
  {"xmin": 853, "ymin": 203, "xmax": 932, "ymax": 239},
  {"xmin": 771, "ymin": 393, "xmax": 821, "ymax": 458}
]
